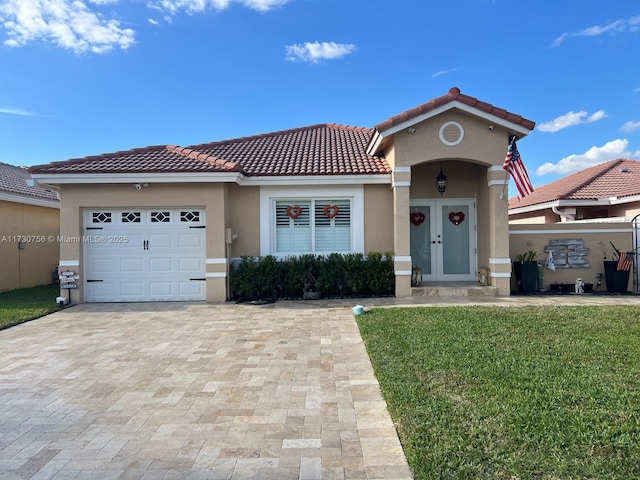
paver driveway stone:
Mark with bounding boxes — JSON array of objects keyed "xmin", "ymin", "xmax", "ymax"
[{"xmin": 0, "ymin": 302, "xmax": 413, "ymax": 480}]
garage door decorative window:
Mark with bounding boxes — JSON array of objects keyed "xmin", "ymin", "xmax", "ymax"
[
  {"xmin": 122, "ymin": 211, "xmax": 141, "ymax": 223},
  {"xmin": 151, "ymin": 211, "xmax": 171, "ymax": 223},
  {"xmin": 92, "ymin": 212, "xmax": 112, "ymax": 224}
]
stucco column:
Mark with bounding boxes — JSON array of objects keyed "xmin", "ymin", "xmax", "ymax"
[
  {"xmin": 392, "ymin": 167, "xmax": 412, "ymax": 297},
  {"xmin": 205, "ymin": 186, "xmax": 228, "ymax": 302},
  {"xmin": 487, "ymin": 166, "xmax": 512, "ymax": 295}
]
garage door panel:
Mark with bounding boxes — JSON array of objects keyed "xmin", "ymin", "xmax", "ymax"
[
  {"xmin": 179, "ymin": 281, "xmax": 206, "ymax": 299},
  {"xmin": 120, "ymin": 258, "xmax": 144, "ymax": 273},
  {"xmin": 179, "ymin": 257, "xmax": 204, "ymax": 272},
  {"xmin": 178, "ymin": 233, "xmax": 204, "ymax": 249},
  {"xmin": 149, "ymin": 257, "xmax": 174, "ymax": 273},
  {"xmin": 83, "ymin": 208, "xmax": 206, "ymax": 302}
]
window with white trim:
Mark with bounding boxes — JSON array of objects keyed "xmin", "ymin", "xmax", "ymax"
[{"xmin": 275, "ymin": 199, "xmax": 351, "ymax": 254}]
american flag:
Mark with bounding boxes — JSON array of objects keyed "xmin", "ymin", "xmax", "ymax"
[
  {"xmin": 617, "ymin": 252, "xmax": 633, "ymax": 271},
  {"xmin": 503, "ymin": 136, "xmax": 534, "ymax": 199}
]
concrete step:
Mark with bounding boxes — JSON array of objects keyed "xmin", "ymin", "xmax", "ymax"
[{"xmin": 411, "ymin": 283, "xmax": 499, "ymax": 297}]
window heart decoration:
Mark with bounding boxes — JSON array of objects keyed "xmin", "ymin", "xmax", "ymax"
[
  {"xmin": 410, "ymin": 211, "xmax": 426, "ymax": 226},
  {"xmin": 323, "ymin": 205, "xmax": 340, "ymax": 219},
  {"xmin": 286, "ymin": 205, "xmax": 302, "ymax": 219},
  {"xmin": 448, "ymin": 211, "xmax": 465, "ymax": 226}
]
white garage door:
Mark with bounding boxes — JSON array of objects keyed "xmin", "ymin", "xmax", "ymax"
[{"xmin": 83, "ymin": 208, "xmax": 206, "ymax": 302}]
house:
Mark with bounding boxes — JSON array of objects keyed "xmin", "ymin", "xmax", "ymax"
[
  {"xmin": 509, "ymin": 159, "xmax": 640, "ymax": 224},
  {"xmin": 0, "ymin": 162, "xmax": 60, "ymax": 293},
  {"xmin": 28, "ymin": 87, "xmax": 535, "ymax": 303}
]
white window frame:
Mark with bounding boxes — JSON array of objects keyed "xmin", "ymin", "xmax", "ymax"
[{"xmin": 260, "ymin": 186, "xmax": 364, "ymax": 257}]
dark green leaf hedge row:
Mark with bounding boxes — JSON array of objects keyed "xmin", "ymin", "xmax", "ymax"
[{"xmin": 230, "ymin": 252, "xmax": 395, "ymax": 299}]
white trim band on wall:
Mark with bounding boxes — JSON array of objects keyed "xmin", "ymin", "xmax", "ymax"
[
  {"xmin": 393, "ymin": 166, "xmax": 412, "ymax": 173},
  {"xmin": 206, "ymin": 272, "xmax": 227, "ymax": 278},
  {"xmin": 395, "ymin": 270, "xmax": 413, "ymax": 276},
  {"xmin": 392, "ymin": 181, "xmax": 411, "ymax": 188},
  {"xmin": 59, "ymin": 260, "xmax": 80, "ymax": 267},
  {"xmin": 490, "ymin": 272, "xmax": 511, "ymax": 278},
  {"xmin": 488, "ymin": 166, "xmax": 506, "ymax": 173},
  {"xmin": 489, "ymin": 258, "xmax": 512, "ymax": 264},
  {"xmin": 488, "ymin": 180, "xmax": 509, "ymax": 187},
  {"xmin": 510, "ymin": 228, "xmax": 633, "ymax": 234},
  {"xmin": 206, "ymin": 258, "xmax": 227, "ymax": 264},
  {"xmin": 394, "ymin": 256, "xmax": 412, "ymax": 262}
]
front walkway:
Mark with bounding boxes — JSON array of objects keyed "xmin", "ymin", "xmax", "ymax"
[{"xmin": 1, "ymin": 296, "xmax": 639, "ymax": 479}]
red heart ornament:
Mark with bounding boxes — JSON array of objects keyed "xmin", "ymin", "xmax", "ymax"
[
  {"xmin": 286, "ymin": 205, "xmax": 302, "ymax": 219},
  {"xmin": 323, "ymin": 205, "xmax": 339, "ymax": 219},
  {"xmin": 448, "ymin": 211, "xmax": 465, "ymax": 226},
  {"xmin": 410, "ymin": 211, "xmax": 426, "ymax": 226}
]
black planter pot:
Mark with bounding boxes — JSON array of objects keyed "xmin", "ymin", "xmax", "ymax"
[
  {"xmin": 514, "ymin": 261, "xmax": 538, "ymax": 293},
  {"xmin": 603, "ymin": 261, "xmax": 630, "ymax": 293}
]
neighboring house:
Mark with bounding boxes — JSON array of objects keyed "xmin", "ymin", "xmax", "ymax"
[
  {"xmin": 0, "ymin": 162, "xmax": 60, "ymax": 293},
  {"xmin": 28, "ymin": 87, "xmax": 535, "ymax": 303},
  {"xmin": 509, "ymin": 159, "xmax": 640, "ymax": 224}
]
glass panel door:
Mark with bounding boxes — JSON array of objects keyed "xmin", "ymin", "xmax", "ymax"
[
  {"xmin": 440, "ymin": 203, "xmax": 471, "ymax": 276},
  {"xmin": 410, "ymin": 205, "xmax": 432, "ymax": 275}
]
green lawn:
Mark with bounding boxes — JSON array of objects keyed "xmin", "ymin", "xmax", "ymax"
[
  {"xmin": 357, "ymin": 306, "xmax": 640, "ymax": 480},
  {"xmin": 0, "ymin": 284, "xmax": 63, "ymax": 329}
]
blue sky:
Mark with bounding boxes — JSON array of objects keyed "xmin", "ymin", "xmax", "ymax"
[{"xmin": 1, "ymin": 0, "xmax": 639, "ymax": 192}]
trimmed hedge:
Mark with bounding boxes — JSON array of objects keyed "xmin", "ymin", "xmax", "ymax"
[{"xmin": 230, "ymin": 252, "xmax": 394, "ymax": 299}]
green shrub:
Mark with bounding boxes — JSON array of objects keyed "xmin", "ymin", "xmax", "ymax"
[{"xmin": 230, "ymin": 252, "xmax": 394, "ymax": 299}]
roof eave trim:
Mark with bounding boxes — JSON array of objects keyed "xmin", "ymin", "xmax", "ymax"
[
  {"xmin": 509, "ymin": 198, "xmax": 615, "ymax": 215},
  {"xmin": 237, "ymin": 174, "xmax": 391, "ymax": 186},
  {"xmin": 0, "ymin": 191, "xmax": 60, "ymax": 209},
  {"xmin": 29, "ymin": 172, "xmax": 243, "ymax": 185},
  {"xmin": 376, "ymin": 100, "xmax": 533, "ymax": 141}
]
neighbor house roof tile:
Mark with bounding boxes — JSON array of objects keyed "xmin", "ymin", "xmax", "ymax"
[
  {"xmin": 509, "ymin": 159, "xmax": 640, "ymax": 209},
  {"xmin": 0, "ymin": 162, "xmax": 59, "ymax": 202},
  {"xmin": 28, "ymin": 124, "xmax": 390, "ymax": 177},
  {"xmin": 374, "ymin": 87, "xmax": 536, "ymax": 133}
]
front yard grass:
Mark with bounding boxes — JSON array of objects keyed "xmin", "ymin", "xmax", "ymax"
[
  {"xmin": 0, "ymin": 284, "xmax": 62, "ymax": 329},
  {"xmin": 357, "ymin": 306, "xmax": 640, "ymax": 480}
]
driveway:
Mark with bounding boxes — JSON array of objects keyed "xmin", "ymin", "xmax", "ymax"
[{"xmin": 0, "ymin": 302, "xmax": 412, "ymax": 480}]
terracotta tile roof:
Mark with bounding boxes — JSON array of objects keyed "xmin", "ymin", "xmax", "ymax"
[
  {"xmin": 0, "ymin": 162, "xmax": 59, "ymax": 202},
  {"xmin": 191, "ymin": 124, "xmax": 389, "ymax": 176},
  {"xmin": 509, "ymin": 159, "xmax": 640, "ymax": 209},
  {"xmin": 28, "ymin": 124, "xmax": 390, "ymax": 177},
  {"xmin": 374, "ymin": 87, "xmax": 536, "ymax": 133},
  {"xmin": 28, "ymin": 145, "xmax": 242, "ymax": 175}
]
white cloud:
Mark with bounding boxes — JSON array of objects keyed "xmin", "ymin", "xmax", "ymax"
[
  {"xmin": 148, "ymin": 18, "xmax": 159, "ymax": 25},
  {"xmin": 432, "ymin": 67, "xmax": 460, "ymax": 79},
  {"xmin": 285, "ymin": 41, "xmax": 356, "ymax": 63},
  {"xmin": 0, "ymin": 0, "xmax": 135, "ymax": 54},
  {"xmin": 0, "ymin": 107, "xmax": 36, "ymax": 116},
  {"xmin": 149, "ymin": 0, "xmax": 288, "ymax": 15},
  {"xmin": 550, "ymin": 15, "xmax": 640, "ymax": 47},
  {"xmin": 537, "ymin": 110, "xmax": 607, "ymax": 133},
  {"xmin": 536, "ymin": 139, "xmax": 640, "ymax": 175},
  {"xmin": 621, "ymin": 121, "xmax": 640, "ymax": 133}
]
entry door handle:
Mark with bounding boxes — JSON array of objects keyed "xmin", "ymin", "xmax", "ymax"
[{"xmin": 143, "ymin": 240, "xmax": 149, "ymax": 250}]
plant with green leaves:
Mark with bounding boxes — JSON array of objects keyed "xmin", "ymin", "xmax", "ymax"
[{"xmin": 517, "ymin": 249, "xmax": 537, "ymax": 262}]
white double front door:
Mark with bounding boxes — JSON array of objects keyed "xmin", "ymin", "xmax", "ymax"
[{"xmin": 410, "ymin": 199, "xmax": 477, "ymax": 282}]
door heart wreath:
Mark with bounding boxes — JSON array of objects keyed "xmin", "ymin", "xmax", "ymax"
[
  {"xmin": 323, "ymin": 205, "xmax": 339, "ymax": 219},
  {"xmin": 286, "ymin": 205, "xmax": 302, "ymax": 219},
  {"xmin": 448, "ymin": 211, "xmax": 465, "ymax": 226},
  {"xmin": 410, "ymin": 211, "xmax": 426, "ymax": 226}
]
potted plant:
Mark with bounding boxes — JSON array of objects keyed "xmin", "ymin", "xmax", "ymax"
[
  {"xmin": 514, "ymin": 250, "xmax": 538, "ymax": 294},
  {"xmin": 599, "ymin": 241, "xmax": 631, "ymax": 293}
]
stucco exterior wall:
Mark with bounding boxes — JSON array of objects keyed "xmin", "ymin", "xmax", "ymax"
[
  {"xmin": 509, "ymin": 223, "xmax": 634, "ymax": 292},
  {"xmin": 393, "ymin": 111, "xmax": 510, "ymax": 168},
  {"xmin": 225, "ymin": 184, "xmax": 260, "ymax": 257},
  {"xmin": 0, "ymin": 200, "xmax": 59, "ymax": 293},
  {"xmin": 57, "ymin": 183, "xmax": 228, "ymax": 302},
  {"xmin": 363, "ymin": 184, "xmax": 394, "ymax": 254}
]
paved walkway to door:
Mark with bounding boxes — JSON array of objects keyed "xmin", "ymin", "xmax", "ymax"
[{"xmin": 2, "ymin": 295, "xmax": 640, "ymax": 479}]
